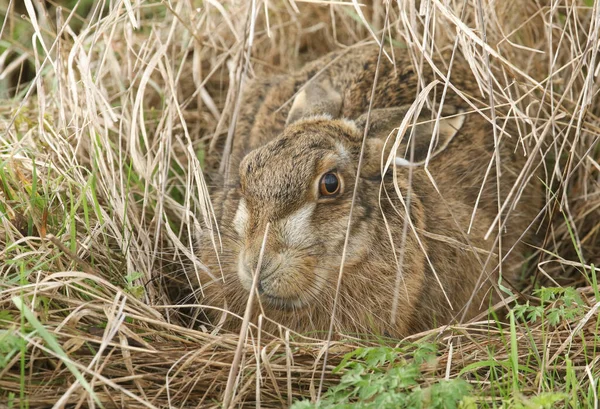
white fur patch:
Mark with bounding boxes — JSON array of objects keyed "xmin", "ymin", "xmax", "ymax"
[
  {"xmin": 233, "ymin": 199, "xmax": 248, "ymax": 237},
  {"xmin": 340, "ymin": 118, "xmax": 360, "ymax": 132},
  {"xmin": 294, "ymin": 114, "xmax": 334, "ymax": 123},
  {"xmin": 335, "ymin": 142, "xmax": 350, "ymax": 161},
  {"xmin": 237, "ymin": 252, "xmax": 252, "ymax": 290},
  {"xmin": 281, "ymin": 203, "xmax": 315, "ymax": 246},
  {"xmin": 395, "ymin": 157, "xmax": 417, "ymax": 167}
]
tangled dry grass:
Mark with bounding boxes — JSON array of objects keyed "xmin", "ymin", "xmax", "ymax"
[{"xmin": 0, "ymin": 0, "xmax": 599, "ymax": 407}]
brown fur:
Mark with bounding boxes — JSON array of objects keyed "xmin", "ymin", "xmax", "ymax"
[{"xmin": 190, "ymin": 45, "xmax": 542, "ymax": 338}]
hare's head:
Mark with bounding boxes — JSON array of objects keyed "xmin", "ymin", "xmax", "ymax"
[{"xmin": 232, "ymin": 79, "xmax": 466, "ymax": 313}]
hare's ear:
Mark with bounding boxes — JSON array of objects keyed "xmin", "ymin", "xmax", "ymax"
[
  {"xmin": 355, "ymin": 106, "xmax": 466, "ymax": 178},
  {"xmin": 286, "ymin": 79, "xmax": 342, "ymax": 125},
  {"xmin": 394, "ymin": 110, "xmax": 465, "ymax": 167},
  {"xmin": 354, "ymin": 106, "xmax": 412, "ymax": 139}
]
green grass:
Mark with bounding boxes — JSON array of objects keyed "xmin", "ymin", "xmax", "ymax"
[{"xmin": 12, "ymin": 296, "xmax": 102, "ymax": 408}]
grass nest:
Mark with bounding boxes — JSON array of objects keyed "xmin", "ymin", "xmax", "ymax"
[{"xmin": 0, "ymin": 0, "xmax": 599, "ymax": 407}]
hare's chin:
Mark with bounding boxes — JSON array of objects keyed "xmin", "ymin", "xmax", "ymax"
[{"xmin": 261, "ymin": 294, "xmax": 308, "ymax": 311}]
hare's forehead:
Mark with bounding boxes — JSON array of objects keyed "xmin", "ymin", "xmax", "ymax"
[
  {"xmin": 239, "ymin": 138, "xmax": 346, "ymax": 204},
  {"xmin": 240, "ymin": 151, "xmax": 318, "ymax": 203},
  {"xmin": 240, "ymin": 133, "xmax": 346, "ymax": 173}
]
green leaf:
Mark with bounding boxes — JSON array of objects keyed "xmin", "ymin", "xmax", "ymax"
[
  {"xmin": 414, "ymin": 343, "xmax": 437, "ymax": 365},
  {"xmin": 429, "ymin": 379, "xmax": 471, "ymax": 409},
  {"xmin": 0, "ymin": 330, "xmax": 21, "ymax": 369}
]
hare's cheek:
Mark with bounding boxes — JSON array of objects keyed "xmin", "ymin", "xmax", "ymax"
[
  {"xmin": 233, "ymin": 199, "xmax": 249, "ymax": 237},
  {"xmin": 280, "ymin": 203, "xmax": 316, "ymax": 247}
]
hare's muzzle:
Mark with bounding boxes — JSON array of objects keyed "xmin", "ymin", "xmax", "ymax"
[{"xmin": 237, "ymin": 247, "xmax": 323, "ymax": 310}]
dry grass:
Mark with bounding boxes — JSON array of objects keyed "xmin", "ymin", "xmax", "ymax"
[{"xmin": 0, "ymin": 0, "xmax": 599, "ymax": 407}]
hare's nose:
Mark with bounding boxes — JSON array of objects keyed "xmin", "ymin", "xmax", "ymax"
[
  {"xmin": 249, "ymin": 256, "xmax": 283, "ymax": 292},
  {"xmin": 243, "ymin": 257, "xmax": 272, "ymax": 294}
]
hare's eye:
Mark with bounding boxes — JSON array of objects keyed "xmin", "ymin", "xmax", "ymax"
[{"xmin": 319, "ymin": 172, "xmax": 341, "ymax": 197}]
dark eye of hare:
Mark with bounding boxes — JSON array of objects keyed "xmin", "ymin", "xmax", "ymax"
[{"xmin": 319, "ymin": 172, "xmax": 340, "ymax": 196}]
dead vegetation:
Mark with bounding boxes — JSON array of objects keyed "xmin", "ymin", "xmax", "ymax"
[{"xmin": 0, "ymin": 0, "xmax": 599, "ymax": 407}]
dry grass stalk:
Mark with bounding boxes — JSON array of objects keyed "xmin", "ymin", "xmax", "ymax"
[{"xmin": 0, "ymin": 0, "xmax": 598, "ymax": 407}]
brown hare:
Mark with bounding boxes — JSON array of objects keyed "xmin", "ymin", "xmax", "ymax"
[{"xmin": 190, "ymin": 45, "xmax": 541, "ymax": 338}]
